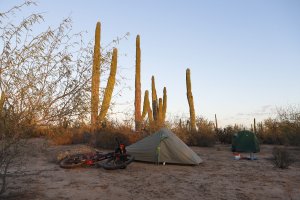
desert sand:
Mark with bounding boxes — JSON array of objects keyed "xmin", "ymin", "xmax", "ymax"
[{"xmin": 2, "ymin": 138, "xmax": 300, "ymax": 200}]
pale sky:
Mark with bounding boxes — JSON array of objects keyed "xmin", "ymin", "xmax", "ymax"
[{"xmin": 2, "ymin": 0, "xmax": 300, "ymax": 127}]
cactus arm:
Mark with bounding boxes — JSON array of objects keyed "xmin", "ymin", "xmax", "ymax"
[
  {"xmin": 162, "ymin": 87, "xmax": 167, "ymax": 122},
  {"xmin": 151, "ymin": 76, "xmax": 158, "ymax": 121},
  {"xmin": 98, "ymin": 48, "xmax": 118, "ymax": 122}
]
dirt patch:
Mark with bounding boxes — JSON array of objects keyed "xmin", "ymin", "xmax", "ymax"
[{"xmin": 2, "ymin": 138, "xmax": 300, "ymax": 200}]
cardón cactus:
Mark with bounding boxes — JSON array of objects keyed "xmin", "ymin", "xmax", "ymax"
[
  {"xmin": 91, "ymin": 22, "xmax": 101, "ymax": 129},
  {"xmin": 151, "ymin": 76, "xmax": 158, "ymax": 121},
  {"xmin": 98, "ymin": 48, "xmax": 118, "ymax": 122},
  {"xmin": 162, "ymin": 87, "xmax": 167, "ymax": 122},
  {"xmin": 135, "ymin": 35, "xmax": 142, "ymax": 131},
  {"xmin": 254, "ymin": 118, "xmax": 256, "ymax": 134},
  {"xmin": 0, "ymin": 91, "xmax": 5, "ymax": 113},
  {"xmin": 186, "ymin": 68, "xmax": 196, "ymax": 131},
  {"xmin": 142, "ymin": 90, "xmax": 153, "ymax": 123},
  {"xmin": 90, "ymin": 22, "xmax": 118, "ymax": 129},
  {"xmin": 158, "ymin": 98, "xmax": 163, "ymax": 127}
]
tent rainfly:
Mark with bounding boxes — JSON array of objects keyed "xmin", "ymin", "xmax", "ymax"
[
  {"xmin": 127, "ymin": 128, "xmax": 202, "ymax": 165},
  {"xmin": 232, "ymin": 130, "xmax": 260, "ymax": 153}
]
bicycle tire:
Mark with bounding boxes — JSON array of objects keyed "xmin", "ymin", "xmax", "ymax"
[
  {"xmin": 99, "ymin": 154, "xmax": 134, "ymax": 170},
  {"xmin": 59, "ymin": 154, "xmax": 87, "ymax": 169}
]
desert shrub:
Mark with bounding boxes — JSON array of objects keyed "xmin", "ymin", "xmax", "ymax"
[
  {"xmin": 257, "ymin": 118, "xmax": 300, "ymax": 146},
  {"xmin": 70, "ymin": 128, "xmax": 92, "ymax": 144},
  {"xmin": 92, "ymin": 129, "xmax": 142, "ymax": 149},
  {"xmin": 171, "ymin": 117, "xmax": 216, "ymax": 147},
  {"xmin": 256, "ymin": 106, "xmax": 300, "ymax": 146},
  {"xmin": 189, "ymin": 131, "xmax": 216, "ymax": 147},
  {"xmin": 89, "ymin": 119, "xmax": 142, "ymax": 149},
  {"xmin": 47, "ymin": 128, "xmax": 74, "ymax": 145},
  {"xmin": 272, "ymin": 147, "xmax": 294, "ymax": 169},
  {"xmin": 92, "ymin": 130, "xmax": 128, "ymax": 149},
  {"xmin": 191, "ymin": 118, "xmax": 216, "ymax": 147},
  {"xmin": 216, "ymin": 125, "xmax": 243, "ymax": 144},
  {"xmin": 172, "ymin": 126, "xmax": 191, "ymax": 145}
]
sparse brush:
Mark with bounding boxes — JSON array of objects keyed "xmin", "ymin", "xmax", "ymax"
[{"xmin": 272, "ymin": 147, "xmax": 294, "ymax": 169}]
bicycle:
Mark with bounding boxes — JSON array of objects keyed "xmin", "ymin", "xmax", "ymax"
[{"xmin": 59, "ymin": 139, "xmax": 134, "ymax": 170}]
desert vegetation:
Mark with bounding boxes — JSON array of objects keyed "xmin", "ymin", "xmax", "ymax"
[{"xmin": 0, "ymin": 1, "xmax": 300, "ymax": 198}]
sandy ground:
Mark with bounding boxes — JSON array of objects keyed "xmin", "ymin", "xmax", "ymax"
[{"xmin": 2, "ymin": 138, "xmax": 300, "ymax": 200}]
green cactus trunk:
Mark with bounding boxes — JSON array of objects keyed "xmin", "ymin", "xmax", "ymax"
[
  {"xmin": 186, "ymin": 68, "xmax": 196, "ymax": 131},
  {"xmin": 135, "ymin": 35, "xmax": 142, "ymax": 131},
  {"xmin": 91, "ymin": 22, "xmax": 101, "ymax": 129},
  {"xmin": 162, "ymin": 87, "xmax": 167, "ymax": 122},
  {"xmin": 151, "ymin": 76, "xmax": 158, "ymax": 121},
  {"xmin": 0, "ymin": 91, "xmax": 5, "ymax": 114},
  {"xmin": 157, "ymin": 98, "xmax": 163, "ymax": 128},
  {"xmin": 142, "ymin": 90, "xmax": 153, "ymax": 123},
  {"xmin": 215, "ymin": 114, "xmax": 218, "ymax": 130},
  {"xmin": 254, "ymin": 118, "xmax": 257, "ymax": 134},
  {"xmin": 98, "ymin": 48, "xmax": 118, "ymax": 122}
]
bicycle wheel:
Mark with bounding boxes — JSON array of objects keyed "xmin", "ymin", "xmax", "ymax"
[
  {"xmin": 59, "ymin": 154, "xmax": 87, "ymax": 169},
  {"xmin": 100, "ymin": 154, "xmax": 134, "ymax": 170}
]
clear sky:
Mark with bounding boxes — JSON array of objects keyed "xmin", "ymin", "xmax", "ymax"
[{"xmin": 2, "ymin": 0, "xmax": 300, "ymax": 127}]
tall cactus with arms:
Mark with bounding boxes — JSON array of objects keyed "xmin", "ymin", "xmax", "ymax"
[{"xmin": 90, "ymin": 22, "xmax": 118, "ymax": 129}]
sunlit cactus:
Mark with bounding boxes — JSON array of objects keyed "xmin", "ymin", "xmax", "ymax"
[
  {"xmin": 142, "ymin": 90, "xmax": 153, "ymax": 123},
  {"xmin": 91, "ymin": 22, "xmax": 101, "ymax": 129},
  {"xmin": 162, "ymin": 87, "xmax": 167, "ymax": 122},
  {"xmin": 98, "ymin": 48, "xmax": 118, "ymax": 122},
  {"xmin": 186, "ymin": 68, "xmax": 196, "ymax": 131},
  {"xmin": 158, "ymin": 98, "xmax": 163, "ymax": 127},
  {"xmin": 135, "ymin": 35, "xmax": 142, "ymax": 131},
  {"xmin": 151, "ymin": 76, "xmax": 158, "ymax": 121}
]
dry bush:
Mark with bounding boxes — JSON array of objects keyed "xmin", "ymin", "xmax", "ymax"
[
  {"xmin": 216, "ymin": 125, "xmax": 244, "ymax": 144},
  {"xmin": 257, "ymin": 118, "xmax": 300, "ymax": 146},
  {"xmin": 47, "ymin": 128, "xmax": 74, "ymax": 145},
  {"xmin": 171, "ymin": 118, "xmax": 192, "ymax": 144},
  {"xmin": 0, "ymin": 108, "xmax": 27, "ymax": 195},
  {"xmin": 46, "ymin": 127, "xmax": 92, "ymax": 145},
  {"xmin": 191, "ymin": 118, "xmax": 216, "ymax": 147},
  {"xmin": 272, "ymin": 147, "xmax": 294, "ymax": 169},
  {"xmin": 91, "ymin": 121, "xmax": 142, "ymax": 149},
  {"xmin": 48, "ymin": 120, "xmax": 142, "ymax": 149},
  {"xmin": 172, "ymin": 117, "xmax": 216, "ymax": 147}
]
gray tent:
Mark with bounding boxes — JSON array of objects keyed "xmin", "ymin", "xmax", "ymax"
[{"xmin": 127, "ymin": 128, "xmax": 202, "ymax": 165}]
